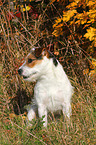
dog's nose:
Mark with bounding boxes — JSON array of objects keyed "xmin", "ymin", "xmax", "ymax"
[{"xmin": 18, "ymin": 69, "xmax": 23, "ymax": 75}]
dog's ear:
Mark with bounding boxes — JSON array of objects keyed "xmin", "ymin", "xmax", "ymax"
[
  {"xmin": 34, "ymin": 47, "xmax": 47, "ymax": 58},
  {"xmin": 41, "ymin": 48, "xmax": 47, "ymax": 56},
  {"xmin": 35, "ymin": 47, "xmax": 42, "ymax": 58},
  {"xmin": 31, "ymin": 47, "xmax": 48, "ymax": 58}
]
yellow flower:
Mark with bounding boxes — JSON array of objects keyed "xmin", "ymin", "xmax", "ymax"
[
  {"xmin": 53, "ymin": 18, "xmax": 62, "ymax": 28},
  {"xmin": 83, "ymin": 69, "xmax": 89, "ymax": 75},
  {"xmin": 22, "ymin": 6, "xmax": 31, "ymax": 12},
  {"xmin": 63, "ymin": 10, "xmax": 77, "ymax": 22},
  {"xmin": 67, "ymin": 2, "xmax": 77, "ymax": 9},
  {"xmin": 92, "ymin": 60, "xmax": 96, "ymax": 67},
  {"xmin": 84, "ymin": 27, "xmax": 96, "ymax": 41}
]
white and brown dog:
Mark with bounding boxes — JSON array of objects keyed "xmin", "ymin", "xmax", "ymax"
[{"xmin": 18, "ymin": 47, "xmax": 73, "ymax": 127}]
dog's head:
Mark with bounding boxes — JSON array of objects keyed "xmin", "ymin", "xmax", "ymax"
[{"xmin": 18, "ymin": 47, "xmax": 58, "ymax": 82}]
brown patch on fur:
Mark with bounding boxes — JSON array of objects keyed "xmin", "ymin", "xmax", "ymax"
[
  {"xmin": 26, "ymin": 60, "xmax": 42, "ymax": 68},
  {"xmin": 24, "ymin": 47, "xmax": 51, "ymax": 68},
  {"xmin": 46, "ymin": 51, "xmax": 50, "ymax": 58},
  {"xmin": 42, "ymin": 48, "xmax": 49, "ymax": 58},
  {"xmin": 32, "ymin": 47, "xmax": 48, "ymax": 58},
  {"xmin": 27, "ymin": 53, "xmax": 36, "ymax": 60},
  {"xmin": 25, "ymin": 53, "xmax": 42, "ymax": 68},
  {"xmin": 35, "ymin": 47, "xmax": 43, "ymax": 58}
]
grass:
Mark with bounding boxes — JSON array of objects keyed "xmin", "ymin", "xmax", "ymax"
[
  {"xmin": 0, "ymin": 2, "xmax": 96, "ymax": 145},
  {"xmin": 0, "ymin": 61, "xmax": 96, "ymax": 145}
]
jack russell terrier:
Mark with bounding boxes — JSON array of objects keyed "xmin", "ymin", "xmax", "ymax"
[{"xmin": 18, "ymin": 47, "xmax": 73, "ymax": 127}]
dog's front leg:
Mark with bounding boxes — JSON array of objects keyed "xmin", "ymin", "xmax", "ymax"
[
  {"xmin": 27, "ymin": 105, "xmax": 37, "ymax": 121},
  {"xmin": 38, "ymin": 104, "xmax": 47, "ymax": 127},
  {"xmin": 62, "ymin": 103, "xmax": 71, "ymax": 121}
]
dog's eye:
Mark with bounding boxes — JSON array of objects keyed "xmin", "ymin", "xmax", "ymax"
[{"xmin": 28, "ymin": 58, "xmax": 33, "ymax": 63}]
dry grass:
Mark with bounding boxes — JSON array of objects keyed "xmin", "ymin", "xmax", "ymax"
[{"xmin": 0, "ymin": 2, "xmax": 96, "ymax": 145}]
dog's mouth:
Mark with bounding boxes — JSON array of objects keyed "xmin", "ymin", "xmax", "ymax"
[
  {"xmin": 23, "ymin": 76, "xmax": 29, "ymax": 79},
  {"xmin": 23, "ymin": 72, "xmax": 37, "ymax": 79}
]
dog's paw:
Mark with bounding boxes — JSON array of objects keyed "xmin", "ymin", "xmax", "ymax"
[{"xmin": 27, "ymin": 108, "xmax": 36, "ymax": 121}]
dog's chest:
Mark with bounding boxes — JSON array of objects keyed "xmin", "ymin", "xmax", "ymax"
[{"xmin": 34, "ymin": 80, "xmax": 64, "ymax": 111}]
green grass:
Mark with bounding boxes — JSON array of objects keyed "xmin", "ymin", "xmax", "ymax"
[
  {"xmin": 0, "ymin": 73, "xmax": 96, "ymax": 145},
  {"xmin": 0, "ymin": 2, "xmax": 96, "ymax": 145}
]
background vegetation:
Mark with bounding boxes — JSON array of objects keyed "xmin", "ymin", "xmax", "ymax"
[{"xmin": 0, "ymin": 0, "xmax": 96, "ymax": 144}]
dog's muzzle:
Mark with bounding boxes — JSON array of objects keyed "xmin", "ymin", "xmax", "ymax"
[
  {"xmin": 18, "ymin": 68, "xmax": 37, "ymax": 79},
  {"xmin": 18, "ymin": 68, "xmax": 23, "ymax": 75},
  {"xmin": 18, "ymin": 68, "xmax": 27, "ymax": 79}
]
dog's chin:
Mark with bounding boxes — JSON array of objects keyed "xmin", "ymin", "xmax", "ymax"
[
  {"xmin": 23, "ymin": 72, "xmax": 37, "ymax": 82},
  {"xmin": 23, "ymin": 76, "xmax": 30, "ymax": 80}
]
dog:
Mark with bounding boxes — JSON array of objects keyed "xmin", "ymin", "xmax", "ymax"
[{"xmin": 18, "ymin": 47, "xmax": 73, "ymax": 127}]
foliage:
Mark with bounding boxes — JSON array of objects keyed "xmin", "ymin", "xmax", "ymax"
[
  {"xmin": 52, "ymin": 0, "xmax": 96, "ymax": 53},
  {"xmin": 52, "ymin": 0, "xmax": 96, "ymax": 77},
  {"xmin": 1, "ymin": 73, "xmax": 96, "ymax": 144},
  {"xmin": 84, "ymin": 27, "xmax": 96, "ymax": 41},
  {"xmin": 0, "ymin": 0, "xmax": 96, "ymax": 145}
]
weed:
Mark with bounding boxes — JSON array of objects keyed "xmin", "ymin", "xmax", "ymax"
[{"xmin": 0, "ymin": 1, "xmax": 96, "ymax": 145}]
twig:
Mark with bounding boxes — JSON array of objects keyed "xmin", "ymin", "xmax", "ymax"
[{"xmin": 12, "ymin": 122, "xmax": 47, "ymax": 145}]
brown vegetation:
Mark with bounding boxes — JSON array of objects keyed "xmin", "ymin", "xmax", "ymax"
[{"xmin": 0, "ymin": 0, "xmax": 96, "ymax": 144}]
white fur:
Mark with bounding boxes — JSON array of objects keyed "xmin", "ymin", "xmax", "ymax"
[{"xmin": 19, "ymin": 52, "xmax": 73, "ymax": 127}]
